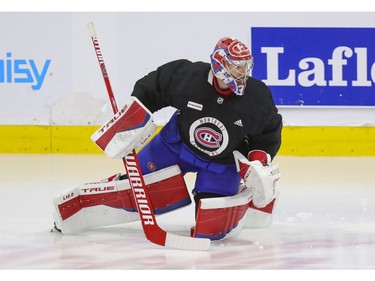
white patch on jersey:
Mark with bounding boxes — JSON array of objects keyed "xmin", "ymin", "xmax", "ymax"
[
  {"xmin": 234, "ymin": 119, "xmax": 243, "ymax": 127},
  {"xmin": 189, "ymin": 117, "xmax": 229, "ymax": 157},
  {"xmin": 187, "ymin": 101, "xmax": 203, "ymax": 111}
]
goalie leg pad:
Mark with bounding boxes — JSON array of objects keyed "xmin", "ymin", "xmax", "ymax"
[
  {"xmin": 244, "ymin": 189, "xmax": 279, "ymax": 229},
  {"xmin": 91, "ymin": 97, "xmax": 157, "ymax": 159},
  {"xmin": 53, "ymin": 165, "xmax": 191, "ymax": 234},
  {"xmin": 192, "ymin": 186, "xmax": 280, "ymax": 240},
  {"xmin": 192, "ymin": 187, "xmax": 252, "ymax": 241}
]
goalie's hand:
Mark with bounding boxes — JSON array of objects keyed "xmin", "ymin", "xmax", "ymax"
[
  {"xmin": 91, "ymin": 97, "xmax": 157, "ymax": 159},
  {"xmin": 233, "ymin": 150, "xmax": 281, "ymax": 208}
]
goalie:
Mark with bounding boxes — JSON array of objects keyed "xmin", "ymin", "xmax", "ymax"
[{"xmin": 52, "ymin": 37, "xmax": 282, "ymax": 240}]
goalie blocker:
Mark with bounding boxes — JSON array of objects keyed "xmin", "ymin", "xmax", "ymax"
[{"xmin": 91, "ymin": 97, "xmax": 157, "ymax": 159}]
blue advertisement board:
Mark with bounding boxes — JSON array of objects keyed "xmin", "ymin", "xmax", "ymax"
[{"xmin": 251, "ymin": 27, "xmax": 375, "ymax": 106}]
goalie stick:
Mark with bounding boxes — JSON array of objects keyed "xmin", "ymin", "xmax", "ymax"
[{"xmin": 87, "ymin": 22, "xmax": 210, "ymax": 251}]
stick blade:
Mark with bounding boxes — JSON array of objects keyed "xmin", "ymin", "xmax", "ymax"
[{"xmin": 165, "ymin": 233, "xmax": 211, "ymax": 251}]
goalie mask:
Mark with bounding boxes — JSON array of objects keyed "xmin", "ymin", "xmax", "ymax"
[{"xmin": 210, "ymin": 37, "xmax": 254, "ymax": 96}]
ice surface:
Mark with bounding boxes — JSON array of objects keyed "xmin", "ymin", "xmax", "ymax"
[{"xmin": 0, "ymin": 154, "xmax": 374, "ymax": 274}]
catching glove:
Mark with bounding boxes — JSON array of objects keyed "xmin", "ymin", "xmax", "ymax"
[{"xmin": 233, "ymin": 150, "xmax": 281, "ymax": 208}]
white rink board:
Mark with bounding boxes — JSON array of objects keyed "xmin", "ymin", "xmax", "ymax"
[{"xmin": 0, "ymin": 12, "xmax": 375, "ymax": 126}]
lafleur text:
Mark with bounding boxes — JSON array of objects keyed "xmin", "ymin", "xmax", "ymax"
[{"xmin": 262, "ymin": 46, "xmax": 375, "ymax": 87}]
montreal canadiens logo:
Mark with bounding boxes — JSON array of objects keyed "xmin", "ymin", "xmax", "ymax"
[
  {"xmin": 189, "ymin": 117, "xmax": 229, "ymax": 156},
  {"xmin": 228, "ymin": 41, "xmax": 250, "ymax": 59},
  {"xmin": 195, "ymin": 127, "xmax": 222, "ymax": 148}
]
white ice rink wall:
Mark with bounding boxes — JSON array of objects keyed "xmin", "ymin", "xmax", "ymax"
[{"xmin": 0, "ymin": 12, "xmax": 374, "ymax": 155}]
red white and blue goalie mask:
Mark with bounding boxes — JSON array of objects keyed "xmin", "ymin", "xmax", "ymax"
[{"xmin": 210, "ymin": 37, "xmax": 254, "ymax": 96}]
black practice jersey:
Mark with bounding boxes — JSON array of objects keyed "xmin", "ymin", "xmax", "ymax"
[{"xmin": 131, "ymin": 59, "xmax": 282, "ymax": 164}]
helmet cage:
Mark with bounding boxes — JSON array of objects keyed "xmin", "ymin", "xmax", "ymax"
[{"xmin": 225, "ymin": 59, "xmax": 253, "ymax": 85}]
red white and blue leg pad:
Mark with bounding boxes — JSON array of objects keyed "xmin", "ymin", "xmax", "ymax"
[
  {"xmin": 53, "ymin": 165, "xmax": 190, "ymax": 234},
  {"xmin": 192, "ymin": 186, "xmax": 279, "ymax": 241}
]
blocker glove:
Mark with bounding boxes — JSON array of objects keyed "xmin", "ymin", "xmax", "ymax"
[
  {"xmin": 233, "ymin": 150, "xmax": 281, "ymax": 208},
  {"xmin": 91, "ymin": 97, "xmax": 157, "ymax": 159}
]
